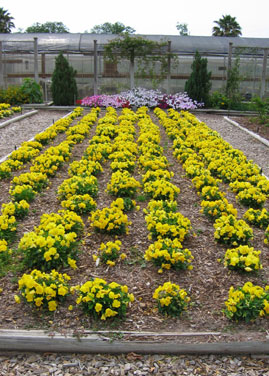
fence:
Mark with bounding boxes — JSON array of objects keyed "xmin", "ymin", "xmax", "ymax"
[{"xmin": 0, "ymin": 35, "xmax": 268, "ymax": 101}]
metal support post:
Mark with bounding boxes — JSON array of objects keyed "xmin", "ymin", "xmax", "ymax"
[
  {"xmin": 260, "ymin": 48, "xmax": 268, "ymax": 98},
  {"xmin": 167, "ymin": 40, "xmax": 171, "ymax": 94},
  {"xmin": 0, "ymin": 41, "xmax": 3, "ymax": 89},
  {"xmin": 94, "ymin": 40, "xmax": 98, "ymax": 95},
  {"xmin": 34, "ymin": 37, "xmax": 39, "ymax": 83}
]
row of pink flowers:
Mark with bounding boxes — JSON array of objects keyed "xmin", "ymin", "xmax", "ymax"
[{"xmin": 80, "ymin": 88, "xmax": 203, "ymax": 110}]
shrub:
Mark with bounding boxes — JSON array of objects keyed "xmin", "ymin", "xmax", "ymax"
[
  {"xmin": 111, "ymin": 197, "xmax": 138, "ymax": 212},
  {"xmin": 236, "ymin": 187, "xmax": 266, "ymax": 209},
  {"xmin": 144, "ymin": 237, "xmax": 193, "ymax": 273},
  {"xmin": 214, "ymin": 214, "xmax": 253, "ymax": 246},
  {"xmin": 144, "ymin": 179, "xmax": 180, "ymax": 201},
  {"xmin": 20, "ymin": 78, "xmax": 43, "ymax": 103},
  {"xmin": 9, "ymin": 184, "xmax": 36, "ymax": 203},
  {"xmin": 1, "ymin": 200, "xmax": 29, "ymax": 219},
  {"xmin": 0, "ymin": 86, "xmax": 27, "ymax": 105},
  {"xmin": 153, "ymin": 282, "xmax": 190, "ymax": 317},
  {"xmin": 106, "ymin": 170, "xmax": 141, "ymax": 198},
  {"xmin": 92, "ymin": 240, "xmax": 126, "ymax": 267},
  {"xmin": 19, "ymin": 226, "xmax": 79, "ymax": 271},
  {"xmin": 68, "ymin": 160, "xmax": 103, "ymax": 177},
  {"xmin": 61, "ymin": 194, "xmax": 97, "ymax": 214},
  {"xmin": 184, "ymin": 51, "xmax": 211, "ymax": 106},
  {"xmin": 76, "ymin": 278, "xmax": 134, "ymax": 320},
  {"xmin": 251, "ymin": 96, "xmax": 269, "ymax": 124},
  {"xmin": 209, "ymin": 91, "xmax": 229, "ymax": 109},
  {"xmin": 57, "ymin": 175, "xmax": 98, "ymax": 200},
  {"xmin": 243, "ymin": 208, "xmax": 269, "ymax": 229},
  {"xmin": 16, "ymin": 269, "xmax": 70, "ymax": 311},
  {"xmin": 200, "ymin": 198, "xmax": 237, "ymax": 220},
  {"xmin": 224, "ymin": 282, "xmax": 269, "ymax": 322},
  {"xmin": 0, "ymin": 214, "xmax": 17, "ymax": 243},
  {"xmin": 11, "ymin": 172, "xmax": 49, "ymax": 193},
  {"xmin": 90, "ymin": 206, "xmax": 131, "ymax": 236},
  {"xmin": 224, "ymin": 245, "xmax": 262, "ymax": 272},
  {"xmin": 145, "ymin": 209, "xmax": 191, "ymax": 241},
  {"xmin": 0, "ymin": 239, "xmax": 12, "ymax": 270},
  {"xmin": 51, "ymin": 52, "xmax": 78, "ymax": 105}
]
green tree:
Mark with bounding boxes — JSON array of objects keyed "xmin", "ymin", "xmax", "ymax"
[
  {"xmin": 25, "ymin": 22, "xmax": 69, "ymax": 33},
  {"xmin": 90, "ymin": 22, "xmax": 135, "ymax": 34},
  {"xmin": 225, "ymin": 56, "xmax": 241, "ymax": 107},
  {"xmin": 185, "ymin": 51, "xmax": 212, "ymax": 105},
  {"xmin": 0, "ymin": 7, "xmax": 15, "ymax": 33},
  {"xmin": 51, "ymin": 52, "xmax": 77, "ymax": 105},
  {"xmin": 105, "ymin": 34, "xmax": 166, "ymax": 89},
  {"xmin": 176, "ymin": 23, "xmax": 189, "ymax": 36},
  {"xmin": 212, "ymin": 15, "xmax": 242, "ymax": 37}
]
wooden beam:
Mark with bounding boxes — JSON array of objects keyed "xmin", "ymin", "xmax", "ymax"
[{"xmin": 0, "ymin": 330, "xmax": 268, "ymax": 355}]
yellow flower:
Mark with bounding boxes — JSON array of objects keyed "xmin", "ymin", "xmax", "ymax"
[
  {"xmin": 112, "ymin": 300, "xmax": 121, "ymax": 308},
  {"xmin": 14, "ymin": 295, "xmax": 21, "ymax": 303},
  {"xmin": 35, "ymin": 297, "xmax": 43, "ymax": 307},
  {"xmin": 95, "ymin": 303, "xmax": 103, "ymax": 312},
  {"xmin": 58, "ymin": 286, "xmax": 68, "ymax": 296},
  {"xmin": 106, "ymin": 260, "xmax": 115, "ymax": 267},
  {"xmin": 105, "ymin": 308, "xmax": 117, "ymax": 317},
  {"xmin": 68, "ymin": 257, "xmax": 77, "ymax": 269},
  {"xmin": 48, "ymin": 300, "xmax": 57, "ymax": 311}
]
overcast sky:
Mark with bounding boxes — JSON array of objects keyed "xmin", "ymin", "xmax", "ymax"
[{"xmin": 2, "ymin": 0, "xmax": 269, "ymax": 38}]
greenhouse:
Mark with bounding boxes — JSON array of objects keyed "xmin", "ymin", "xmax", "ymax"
[{"xmin": 0, "ymin": 33, "xmax": 268, "ymax": 100}]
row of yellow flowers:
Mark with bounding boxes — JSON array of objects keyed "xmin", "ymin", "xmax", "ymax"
[
  {"xmin": 15, "ymin": 107, "xmax": 135, "ymax": 318},
  {"xmin": 155, "ymin": 107, "xmax": 264, "ymax": 251},
  {"xmin": 91, "ymin": 108, "xmax": 139, "ymax": 267},
  {"xmin": 13, "ymin": 108, "xmax": 117, "ymax": 316},
  {"xmin": 14, "ymin": 108, "xmax": 102, "ymax": 271},
  {"xmin": 136, "ymin": 107, "xmax": 191, "ymax": 316},
  {"xmin": 0, "ymin": 108, "xmax": 99, "ymax": 273},
  {"xmin": 155, "ymin": 107, "xmax": 269, "ymax": 321},
  {"xmin": 0, "ymin": 107, "xmax": 83, "ymax": 179},
  {"xmin": 0, "ymin": 102, "xmax": 21, "ymax": 119}
]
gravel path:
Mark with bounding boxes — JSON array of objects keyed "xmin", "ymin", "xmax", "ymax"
[
  {"xmin": 0, "ymin": 110, "xmax": 69, "ymax": 160},
  {"xmin": 0, "ymin": 352, "xmax": 269, "ymax": 375},
  {"xmin": 0, "ymin": 111, "xmax": 269, "ymax": 374},
  {"xmin": 197, "ymin": 114, "xmax": 269, "ymax": 178}
]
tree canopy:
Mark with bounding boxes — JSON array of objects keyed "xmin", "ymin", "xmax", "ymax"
[
  {"xmin": 51, "ymin": 52, "xmax": 77, "ymax": 105},
  {"xmin": 185, "ymin": 51, "xmax": 212, "ymax": 106},
  {"xmin": 104, "ymin": 34, "xmax": 165, "ymax": 62},
  {"xmin": 90, "ymin": 22, "xmax": 135, "ymax": 34},
  {"xmin": 0, "ymin": 7, "xmax": 15, "ymax": 33},
  {"xmin": 176, "ymin": 23, "xmax": 190, "ymax": 36},
  {"xmin": 25, "ymin": 22, "xmax": 69, "ymax": 33},
  {"xmin": 212, "ymin": 15, "xmax": 242, "ymax": 37},
  {"xmin": 104, "ymin": 34, "xmax": 167, "ymax": 89}
]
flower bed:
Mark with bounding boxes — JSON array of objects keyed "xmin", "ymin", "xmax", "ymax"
[
  {"xmin": 81, "ymin": 87, "xmax": 202, "ymax": 110},
  {"xmin": 0, "ymin": 105, "xmax": 268, "ymax": 337}
]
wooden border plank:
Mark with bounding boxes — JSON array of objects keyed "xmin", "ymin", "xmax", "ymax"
[{"xmin": 0, "ymin": 330, "xmax": 268, "ymax": 354}]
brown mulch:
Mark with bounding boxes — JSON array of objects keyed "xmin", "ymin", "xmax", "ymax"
[
  {"xmin": 0, "ymin": 110, "xmax": 268, "ymax": 345},
  {"xmin": 230, "ymin": 116, "xmax": 269, "ymax": 142}
]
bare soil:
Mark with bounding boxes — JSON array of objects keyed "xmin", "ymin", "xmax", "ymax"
[
  {"xmin": 0, "ymin": 110, "xmax": 268, "ymax": 344},
  {"xmin": 230, "ymin": 116, "xmax": 269, "ymax": 142}
]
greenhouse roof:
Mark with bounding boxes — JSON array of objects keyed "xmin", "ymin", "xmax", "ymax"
[{"xmin": 0, "ymin": 33, "xmax": 268, "ymax": 56}]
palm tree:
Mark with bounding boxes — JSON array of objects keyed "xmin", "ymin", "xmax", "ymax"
[
  {"xmin": 212, "ymin": 15, "xmax": 242, "ymax": 37},
  {"xmin": 0, "ymin": 7, "xmax": 15, "ymax": 33}
]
